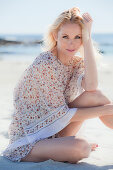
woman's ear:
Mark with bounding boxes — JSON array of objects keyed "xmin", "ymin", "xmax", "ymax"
[{"xmin": 52, "ymin": 31, "xmax": 58, "ymax": 41}]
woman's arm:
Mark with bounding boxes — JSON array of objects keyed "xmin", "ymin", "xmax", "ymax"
[
  {"xmin": 82, "ymin": 38, "xmax": 98, "ymax": 91},
  {"xmin": 81, "ymin": 13, "xmax": 98, "ymax": 91}
]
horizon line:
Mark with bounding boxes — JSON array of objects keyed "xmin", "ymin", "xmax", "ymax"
[{"xmin": 0, "ymin": 32, "xmax": 113, "ymax": 35}]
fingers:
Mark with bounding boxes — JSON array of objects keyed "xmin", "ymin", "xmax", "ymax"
[{"xmin": 82, "ymin": 12, "xmax": 93, "ymax": 22}]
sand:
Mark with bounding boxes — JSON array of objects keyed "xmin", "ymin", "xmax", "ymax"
[{"xmin": 0, "ymin": 56, "xmax": 113, "ymax": 169}]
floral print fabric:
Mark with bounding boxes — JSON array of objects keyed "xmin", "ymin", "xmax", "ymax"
[{"xmin": 2, "ymin": 51, "xmax": 85, "ymax": 162}]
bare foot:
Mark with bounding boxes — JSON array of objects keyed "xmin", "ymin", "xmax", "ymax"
[{"xmin": 89, "ymin": 143, "xmax": 98, "ymax": 151}]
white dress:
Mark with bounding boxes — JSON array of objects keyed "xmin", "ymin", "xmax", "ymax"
[{"xmin": 2, "ymin": 51, "xmax": 85, "ymax": 162}]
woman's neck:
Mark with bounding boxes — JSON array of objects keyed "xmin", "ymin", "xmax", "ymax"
[{"xmin": 51, "ymin": 47, "xmax": 73, "ymax": 66}]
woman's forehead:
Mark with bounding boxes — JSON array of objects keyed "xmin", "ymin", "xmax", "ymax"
[{"xmin": 59, "ymin": 23, "xmax": 82, "ymax": 34}]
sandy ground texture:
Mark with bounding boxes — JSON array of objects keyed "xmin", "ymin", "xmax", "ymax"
[{"xmin": 0, "ymin": 56, "xmax": 113, "ymax": 169}]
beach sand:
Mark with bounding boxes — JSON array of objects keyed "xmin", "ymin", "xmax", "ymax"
[{"xmin": 0, "ymin": 56, "xmax": 113, "ymax": 169}]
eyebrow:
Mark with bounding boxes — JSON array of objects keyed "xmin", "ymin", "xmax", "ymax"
[{"xmin": 62, "ymin": 34, "xmax": 82, "ymax": 36}]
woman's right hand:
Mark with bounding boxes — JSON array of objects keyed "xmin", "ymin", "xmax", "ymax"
[{"xmin": 81, "ymin": 12, "xmax": 93, "ymax": 44}]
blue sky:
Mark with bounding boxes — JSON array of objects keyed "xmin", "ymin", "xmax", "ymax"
[{"xmin": 0, "ymin": 0, "xmax": 113, "ymax": 34}]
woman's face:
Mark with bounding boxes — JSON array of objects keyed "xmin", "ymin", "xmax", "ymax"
[{"xmin": 54, "ymin": 22, "xmax": 82, "ymax": 58}]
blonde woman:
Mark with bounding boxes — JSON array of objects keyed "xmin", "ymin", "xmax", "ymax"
[{"xmin": 2, "ymin": 7, "xmax": 113, "ymax": 164}]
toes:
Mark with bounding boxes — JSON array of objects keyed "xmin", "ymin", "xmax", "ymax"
[
  {"xmin": 90, "ymin": 143, "xmax": 98, "ymax": 147},
  {"xmin": 89, "ymin": 143, "xmax": 98, "ymax": 151}
]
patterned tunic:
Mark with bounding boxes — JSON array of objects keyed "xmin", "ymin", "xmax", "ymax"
[{"xmin": 2, "ymin": 51, "xmax": 85, "ymax": 162}]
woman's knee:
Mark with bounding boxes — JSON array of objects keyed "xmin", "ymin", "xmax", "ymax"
[
  {"xmin": 89, "ymin": 89, "xmax": 112, "ymax": 105},
  {"xmin": 69, "ymin": 137, "xmax": 91, "ymax": 163},
  {"xmin": 68, "ymin": 89, "xmax": 111, "ymax": 108},
  {"xmin": 21, "ymin": 136, "xmax": 91, "ymax": 163}
]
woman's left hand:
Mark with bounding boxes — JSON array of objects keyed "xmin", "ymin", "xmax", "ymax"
[{"xmin": 81, "ymin": 12, "xmax": 93, "ymax": 44}]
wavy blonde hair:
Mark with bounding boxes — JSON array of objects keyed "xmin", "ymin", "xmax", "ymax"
[{"xmin": 41, "ymin": 7, "xmax": 102, "ymax": 62}]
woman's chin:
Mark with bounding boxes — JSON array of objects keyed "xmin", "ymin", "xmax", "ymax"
[{"xmin": 65, "ymin": 51, "xmax": 76, "ymax": 58}]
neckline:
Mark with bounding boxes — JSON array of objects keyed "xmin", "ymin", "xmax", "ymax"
[{"xmin": 47, "ymin": 50, "xmax": 73, "ymax": 68}]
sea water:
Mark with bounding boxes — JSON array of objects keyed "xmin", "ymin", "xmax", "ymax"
[{"xmin": 0, "ymin": 33, "xmax": 113, "ymax": 62}]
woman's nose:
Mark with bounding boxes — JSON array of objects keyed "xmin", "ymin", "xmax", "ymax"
[{"xmin": 68, "ymin": 40, "xmax": 75, "ymax": 46}]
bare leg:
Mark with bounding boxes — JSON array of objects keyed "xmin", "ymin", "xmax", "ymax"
[
  {"xmin": 99, "ymin": 114, "xmax": 113, "ymax": 129},
  {"xmin": 57, "ymin": 122, "xmax": 99, "ymax": 151},
  {"xmin": 68, "ymin": 90, "xmax": 113, "ymax": 129},
  {"xmin": 68, "ymin": 89, "xmax": 111, "ymax": 108},
  {"xmin": 21, "ymin": 136, "xmax": 93, "ymax": 163},
  {"xmin": 69, "ymin": 104, "xmax": 113, "ymax": 123},
  {"xmin": 58, "ymin": 121, "xmax": 84, "ymax": 137},
  {"xmin": 57, "ymin": 104, "xmax": 113, "ymax": 141},
  {"xmin": 58, "ymin": 90, "xmax": 101, "ymax": 138},
  {"xmin": 57, "ymin": 90, "xmax": 113, "ymax": 139}
]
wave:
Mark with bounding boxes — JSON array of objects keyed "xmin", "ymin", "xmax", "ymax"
[{"xmin": 0, "ymin": 38, "xmax": 43, "ymax": 46}]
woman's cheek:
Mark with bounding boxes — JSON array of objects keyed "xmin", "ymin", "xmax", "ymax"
[
  {"xmin": 76, "ymin": 40, "xmax": 82, "ymax": 47},
  {"xmin": 60, "ymin": 40, "xmax": 67, "ymax": 47}
]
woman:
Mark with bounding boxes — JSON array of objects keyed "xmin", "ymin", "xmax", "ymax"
[{"xmin": 2, "ymin": 7, "xmax": 113, "ymax": 164}]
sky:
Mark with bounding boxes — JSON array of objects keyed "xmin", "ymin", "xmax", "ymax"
[{"xmin": 0, "ymin": 0, "xmax": 113, "ymax": 34}]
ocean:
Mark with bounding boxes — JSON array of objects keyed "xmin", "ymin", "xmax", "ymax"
[{"xmin": 0, "ymin": 33, "xmax": 113, "ymax": 62}]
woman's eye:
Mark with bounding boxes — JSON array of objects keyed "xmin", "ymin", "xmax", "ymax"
[
  {"xmin": 62, "ymin": 35, "xmax": 81, "ymax": 39},
  {"xmin": 75, "ymin": 36, "xmax": 81, "ymax": 39},
  {"xmin": 62, "ymin": 36, "xmax": 68, "ymax": 38}
]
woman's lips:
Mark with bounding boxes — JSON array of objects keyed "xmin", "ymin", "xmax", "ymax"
[{"xmin": 66, "ymin": 49, "xmax": 75, "ymax": 52}]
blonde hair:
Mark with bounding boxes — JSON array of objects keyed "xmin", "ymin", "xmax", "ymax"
[{"xmin": 41, "ymin": 7, "xmax": 102, "ymax": 63}]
